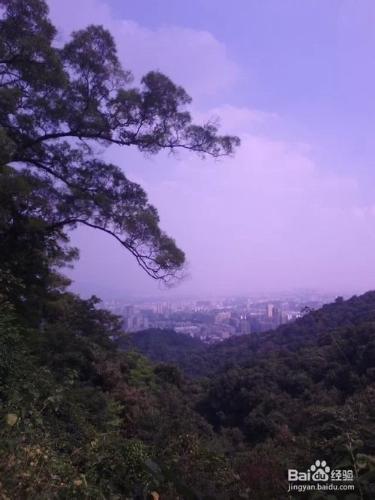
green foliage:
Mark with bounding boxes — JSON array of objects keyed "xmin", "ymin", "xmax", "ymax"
[
  {"xmin": 128, "ymin": 296, "xmax": 375, "ymax": 498},
  {"xmin": 123, "ymin": 328, "xmax": 208, "ymax": 377},
  {"xmin": 0, "ymin": 288, "xmax": 241, "ymax": 498}
]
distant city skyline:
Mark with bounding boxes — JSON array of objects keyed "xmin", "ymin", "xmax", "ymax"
[
  {"xmin": 107, "ymin": 289, "xmax": 332, "ymax": 342},
  {"xmin": 47, "ymin": 0, "xmax": 375, "ymax": 299}
]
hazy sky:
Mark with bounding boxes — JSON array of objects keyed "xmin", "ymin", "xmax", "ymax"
[{"xmin": 47, "ymin": 0, "xmax": 375, "ymax": 299}]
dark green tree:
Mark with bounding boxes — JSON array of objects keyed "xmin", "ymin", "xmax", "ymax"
[
  {"xmin": 0, "ymin": 165, "xmax": 77, "ymax": 321},
  {"xmin": 0, "ymin": 0, "xmax": 239, "ymax": 283}
]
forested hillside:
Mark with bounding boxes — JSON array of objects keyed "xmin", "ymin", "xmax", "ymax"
[
  {"xmin": 126, "ymin": 295, "xmax": 375, "ymax": 498},
  {"xmin": 1, "ymin": 1, "xmax": 375, "ymax": 499},
  {"xmin": 122, "ymin": 329, "xmax": 208, "ymax": 377},
  {"xmin": 127, "ymin": 293, "xmax": 375, "ymax": 378}
]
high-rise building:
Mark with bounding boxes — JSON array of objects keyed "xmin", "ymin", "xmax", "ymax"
[
  {"xmin": 239, "ymin": 315, "xmax": 251, "ymax": 335},
  {"xmin": 267, "ymin": 303, "xmax": 274, "ymax": 318}
]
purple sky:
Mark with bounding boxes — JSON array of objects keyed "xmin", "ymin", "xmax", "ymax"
[{"xmin": 47, "ymin": 0, "xmax": 375, "ymax": 299}]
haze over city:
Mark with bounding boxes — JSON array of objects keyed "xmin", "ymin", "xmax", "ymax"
[{"xmin": 47, "ymin": 0, "xmax": 375, "ymax": 299}]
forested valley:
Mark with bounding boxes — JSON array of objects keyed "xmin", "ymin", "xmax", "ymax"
[{"xmin": 1, "ymin": 1, "xmax": 375, "ymax": 498}]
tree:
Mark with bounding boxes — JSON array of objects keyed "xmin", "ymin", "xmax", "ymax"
[
  {"xmin": 0, "ymin": 165, "xmax": 77, "ymax": 322},
  {"xmin": 0, "ymin": 0, "xmax": 240, "ymax": 284}
]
